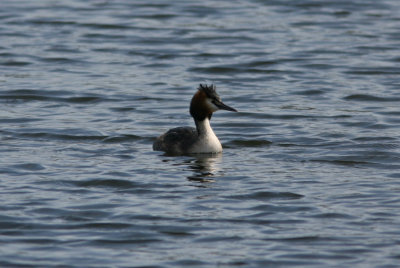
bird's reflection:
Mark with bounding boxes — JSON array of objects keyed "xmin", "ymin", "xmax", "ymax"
[
  {"xmin": 186, "ymin": 153, "xmax": 222, "ymax": 184},
  {"xmin": 159, "ymin": 153, "xmax": 223, "ymax": 185}
]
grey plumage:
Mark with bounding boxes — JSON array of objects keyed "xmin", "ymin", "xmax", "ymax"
[{"xmin": 153, "ymin": 126, "xmax": 198, "ymax": 155}]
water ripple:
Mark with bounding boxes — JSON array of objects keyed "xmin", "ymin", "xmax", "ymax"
[
  {"xmin": 344, "ymin": 94, "xmax": 400, "ymax": 102},
  {"xmin": 227, "ymin": 191, "xmax": 304, "ymax": 201}
]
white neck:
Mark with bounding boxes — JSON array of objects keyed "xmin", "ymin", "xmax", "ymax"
[
  {"xmin": 189, "ymin": 118, "xmax": 222, "ymax": 153},
  {"xmin": 195, "ymin": 117, "xmax": 214, "ymax": 136}
]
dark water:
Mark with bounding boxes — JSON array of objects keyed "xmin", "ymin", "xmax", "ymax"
[{"xmin": 1, "ymin": 0, "xmax": 400, "ymax": 267}]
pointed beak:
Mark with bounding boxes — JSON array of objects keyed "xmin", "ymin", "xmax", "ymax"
[{"xmin": 214, "ymin": 100, "xmax": 237, "ymax": 112}]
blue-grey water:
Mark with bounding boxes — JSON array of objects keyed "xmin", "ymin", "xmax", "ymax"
[{"xmin": 1, "ymin": 0, "xmax": 400, "ymax": 267}]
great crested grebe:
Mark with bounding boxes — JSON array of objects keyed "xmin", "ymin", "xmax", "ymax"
[{"xmin": 153, "ymin": 84, "xmax": 237, "ymax": 155}]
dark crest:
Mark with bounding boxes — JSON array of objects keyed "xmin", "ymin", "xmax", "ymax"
[{"xmin": 198, "ymin": 84, "xmax": 220, "ymax": 100}]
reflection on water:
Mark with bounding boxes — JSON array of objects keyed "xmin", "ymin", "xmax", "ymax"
[
  {"xmin": 187, "ymin": 154, "xmax": 222, "ymax": 183},
  {"xmin": 159, "ymin": 153, "xmax": 222, "ymax": 183}
]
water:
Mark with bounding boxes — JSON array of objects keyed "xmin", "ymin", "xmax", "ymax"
[{"xmin": 1, "ymin": 0, "xmax": 400, "ymax": 267}]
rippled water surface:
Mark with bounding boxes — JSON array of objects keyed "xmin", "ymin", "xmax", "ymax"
[{"xmin": 1, "ymin": 0, "xmax": 400, "ymax": 267}]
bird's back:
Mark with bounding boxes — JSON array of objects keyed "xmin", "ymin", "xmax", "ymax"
[{"xmin": 153, "ymin": 127, "xmax": 198, "ymax": 155}]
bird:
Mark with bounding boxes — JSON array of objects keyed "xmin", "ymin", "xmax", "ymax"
[{"xmin": 153, "ymin": 84, "xmax": 237, "ymax": 155}]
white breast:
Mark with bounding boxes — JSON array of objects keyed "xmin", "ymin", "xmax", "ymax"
[{"xmin": 188, "ymin": 118, "xmax": 222, "ymax": 153}]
